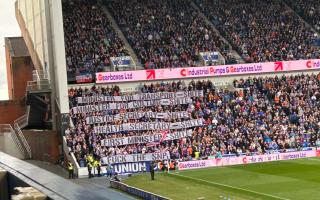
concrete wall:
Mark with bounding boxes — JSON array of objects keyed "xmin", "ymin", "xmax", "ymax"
[
  {"xmin": 22, "ymin": 130, "xmax": 60, "ymax": 163},
  {"xmin": 10, "ymin": 57, "xmax": 33, "ymax": 99},
  {"xmin": 16, "ymin": 0, "xmax": 70, "ymax": 114},
  {"xmin": 0, "ymin": 99, "xmax": 26, "ymax": 125},
  {"xmin": 16, "ymin": 0, "xmax": 47, "ymax": 73},
  {"xmin": 16, "ymin": 0, "xmax": 70, "ymax": 133},
  {"xmin": 49, "ymin": 0, "xmax": 69, "ymax": 114}
]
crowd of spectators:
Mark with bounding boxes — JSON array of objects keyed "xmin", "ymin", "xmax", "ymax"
[
  {"xmin": 284, "ymin": 0, "xmax": 320, "ymax": 32},
  {"xmin": 63, "ymin": 0, "xmax": 129, "ymax": 80},
  {"xmin": 194, "ymin": 0, "xmax": 320, "ymax": 63},
  {"xmin": 67, "ymin": 73, "xmax": 320, "ymax": 166},
  {"xmin": 106, "ymin": 0, "xmax": 236, "ymax": 69},
  {"xmin": 62, "ymin": 0, "xmax": 320, "ymax": 76}
]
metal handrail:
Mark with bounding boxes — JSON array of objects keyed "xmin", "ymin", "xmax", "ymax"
[
  {"xmin": 11, "ymin": 125, "xmax": 26, "ymax": 158},
  {"xmin": 0, "ymin": 124, "xmax": 26, "ymax": 159},
  {"xmin": 26, "ymin": 105, "xmax": 30, "ymax": 125},
  {"xmin": 28, "ymin": 69, "xmax": 51, "ymax": 92},
  {"xmin": 14, "ymin": 113, "xmax": 28, "ymax": 129},
  {"xmin": 32, "ymin": 70, "xmax": 48, "ymax": 80},
  {"xmin": 14, "ymin": 106, "xmax": 30, "ymax": 129},
  {"xmin": 26, "ymin": 81, "xmax": 51, "ymax": 92},
  {"xmin": 0, "ymin": 124, "xmax": 13, "ymax": 133},
  {"xmin": 14, "ymin": 123, "xmax": 32, "ymax": 159},
  {"xmin": 0, "ymin": 107, "xmax": 31, "ymax": 159}
]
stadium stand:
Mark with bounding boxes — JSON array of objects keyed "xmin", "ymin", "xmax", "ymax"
[
  {"xmin": 67, "ymin": 73, "xmax": 320, "ymax": 167},
  {"xmin": 194, "ymin": 0, "xmax": 320, "ymax": 63},
  {"xmin": 284, "ymin": 0, "xmax": 320, "ymax": 32},
  {"xmin": 63, "ymin": 0, "xmax": 129, "ymax": 81},
  {"xmin": 105, "ymin": 0, "xmax": 237, "ymax": 69}
]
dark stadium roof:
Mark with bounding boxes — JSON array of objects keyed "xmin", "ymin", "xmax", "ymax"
[{"xmin": 5, "ymin": 37, "xmax": 29, "ymax": 57}]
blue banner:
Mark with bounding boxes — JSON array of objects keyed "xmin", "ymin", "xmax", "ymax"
[
  {"xmin": 201, "ymin": 52, "xmax": 218, "ymax": 62},
  {"xmin": 111, "ymin": 56, "xmax": 131, "ymax": 67},
  {"xmin": 111, "ymin": 161, "xmax": 159, "ymax": 174}
]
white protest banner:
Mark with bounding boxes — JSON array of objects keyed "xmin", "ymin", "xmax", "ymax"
[
  {"xmin": 77, "ymin": 90, "xmax": 203, "ymax": 104},
  {"xmin": 86, "ymin": 111, "xmax": 190, "ymax": 124},
  {"xmin": 101, "ymin": 129, "xmax": 193, "ymax": 147},
  {"xmin": 102, "ymin": 151, "xmax": 171, "ymax": 164},
  {"xmin": 94, "ymin": 119, "xmax": 204, "ymax": 134},
  {"xmin": 72, "ymin": 98, "xmax": 192, "ymax": 114}
]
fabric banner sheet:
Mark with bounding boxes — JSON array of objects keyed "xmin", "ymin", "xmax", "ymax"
[
  {"xmin": 77, "ymin": 90, "xmax": 203, "ymax": 104},
  {"xmin": 94, "ymin": 119, "xmax": 204, "ymax": 134},
  {"xmin": 85, "ymin": 111, "xmax": 190, "ymax": 124},
  {"xmin": 101, "ymin": 129, "xmax": 193, "ymax": 147},
  {"xmin": 72, "ymin": 98, "xmax": 192, "ymax": 114},
  {"xmin": 102, "ymin": 151, "xmax": 171, "ymax": 164}
]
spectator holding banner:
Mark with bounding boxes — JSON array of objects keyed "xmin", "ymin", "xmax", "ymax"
[
  {"xmin": 63, "ymin": 0, "xmax": 129, "ymax": 81},
  {"xmin": 67, "ymin": 73, "xmax": 320, "ymax": 171}
]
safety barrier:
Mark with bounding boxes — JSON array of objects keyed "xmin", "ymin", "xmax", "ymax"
[
  {"xmin": 13, "ymin": 123, "xmax": 32, "ymax": 159},
  {"xmin": 0, "ymin": 124, "xmax": 25, "ymax": 159},
  {"xmin": 110, "ymin": 180, "xmax": 171, "ymax": 200}
]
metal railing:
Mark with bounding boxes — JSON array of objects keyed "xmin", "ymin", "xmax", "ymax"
[
  {"xmin": 0, "ymin": 124, "xmax": 12, "ymax": 134},
  {"xmin": 0, "ymin": 124, "xmax": 26, "ymax": 159},
  {"xmin": 14, "ymin": 106, "xmax": 30, "ymax": 129},
  {"xmin": 27, "ymin": 70, "xmax": 51, "ymax": 92},
  {"xmin": 14, "ymin": 123, "xmax": 32, "ymax": 159},
  {"xmin": 32, "ymin": 70, "xmax": 48, "ymax": 81},
  {"xmin": 12, "ymin": 105, "xmax": 32, "ymax": 159},
  {"xmin": 26, "ymin": 80, "xmax": 51, "ymax": 92}
]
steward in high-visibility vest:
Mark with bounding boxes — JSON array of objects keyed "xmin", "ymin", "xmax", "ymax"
[
  {"xmin": 195, "ymin": 151, "xmax": 200, "ymax": 159},
  {"xmin": 86, "ymin": 155, "xmax": 94, "ymax": 164},
  {"xmin": 68, "ymin": 161, "xmax": 74, "ymax": 179}
]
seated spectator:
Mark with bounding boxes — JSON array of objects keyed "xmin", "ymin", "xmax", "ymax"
[
  {"xmin": 67, "ymin": 73, "xmax": 320, "ymax": 167},
  {"xmin": 106, "ymin": 0, "xmax": 234, "ymax": 69},
  {"xmin": 63, "ymin": 0, "xmax": 129, "ymax": 82},
  {"xmin": 284, "ymin": 0, "xmax": 320, "ymax": 32},
  {"xmin": 195, "ymin": 0, "xmax": 320, "ymax": 63}
]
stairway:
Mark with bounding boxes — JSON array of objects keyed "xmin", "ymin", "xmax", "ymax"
[
  {"xmin": 0, "ymin": 107, "xmax": 32, "ymax": 160},
  {"xmin": 26, "ymin": 70, "xmax": 51, "ymax": 93},
  {"xmin": 0, "ymin": 125, "xmax": 25, "ymax": 159},
  {"xmin": 13, "ymin": 109, "xmax": 32, "ymax": 159},
  {"xmin": 0, "ymin": 69, "xmax": 53, "ymax": 159}
]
